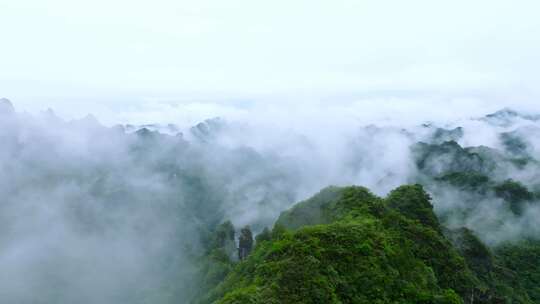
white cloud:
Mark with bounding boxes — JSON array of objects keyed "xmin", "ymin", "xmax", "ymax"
[{"xmin": 1, "ymin": 0, "xmax": 539, "ymax": 119}]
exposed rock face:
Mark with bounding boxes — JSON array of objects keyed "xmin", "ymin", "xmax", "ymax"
[{"xmin": 238, "ymin": 226, "xmax": 253, "ymax": 260}]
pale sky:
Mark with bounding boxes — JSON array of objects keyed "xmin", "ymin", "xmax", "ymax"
[{"xmin": 1, "ymin": 0, "xmax": 539, "ymax": 124}]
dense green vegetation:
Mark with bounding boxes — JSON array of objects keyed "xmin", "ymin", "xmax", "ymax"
[
  {"xmin": 195, "ymin": 185, "xmax": 537, "ymax": 303},
  {"xmin": 2, "ymin": 102, "xmax": 539, "ymax": 303},
  {"xmin": 187, "ymin": 135, "xmax": 539, "ymax": 303},
  {"xmin": 493, "ymin": 180, "xmax": 535, "ymax": 215},
  {"xmin": 432, "ymin": 171, "xmax": 536, "ymax": 216},
  {"xmin": 413, "ymin": 138, "xmax": 539, "ymax": 218},
  {"xmin": 447, "ymin": 228, "xmax": 532, "ymax": 303},
  {"xmin": 413, "ymin": 141, "xmax": 496, "ymax": 177},
  {"xmin": 495, "ymin": 241, "xmax": 540, "ymax": 302},
  {"xmin": 435, "ymin": 172, "xmax": 491, "ymax": 193}
]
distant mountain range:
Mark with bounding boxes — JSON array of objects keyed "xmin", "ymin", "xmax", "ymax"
[{"xmin": 0, "ymin": 98, "xmax": 539, "ymax": 304}]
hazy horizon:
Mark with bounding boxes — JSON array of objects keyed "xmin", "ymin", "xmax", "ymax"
[
  {"xmin": 1, "ymin": 1, "xmax": 540, "ymax": 303},
  {"xmin": 2, "ymin": 0, "xmax": 540, "ymax": 125}
]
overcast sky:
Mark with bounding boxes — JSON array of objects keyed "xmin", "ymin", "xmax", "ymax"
[{"xmin": 1, "ymin": 0, "xmax": 539, "ymax": 125}]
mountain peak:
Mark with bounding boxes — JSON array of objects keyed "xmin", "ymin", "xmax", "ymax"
[
  {"xmin": 0, "ymin": 98, "xmax": 15, "ymax": 115},
  {"xmin": 482, "ymin": 108, "xmax": 540, "ymax": 127},
  {"xmin": 485, "ymin": 108, "xmax": 520, "ymax": 119}
]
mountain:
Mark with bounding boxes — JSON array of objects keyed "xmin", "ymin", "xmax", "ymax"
[
  {"xmin": 0, "ymin": 101, "xmax": 539, "ymax": 303},
  {"xmin": 190, "ymin": 117, "xmax": 227, "ymax": 142},
  {"xmin": 198, "ymin": 185, "xmax": 535, "ymax": 303},
  {"xmin": 429, "ymin": 127, "xmax": 464, "ymax": 144},
  {"xmin": 482, "ymin": 108, "xmax": 540, "ymax": 127},
  {"xmin": 124, "ymin": 123, "xmax": 182, "ymax": 135},
  {"xmin": 0, "ymin": 98, "xmax": 15, "ymax": 115}
]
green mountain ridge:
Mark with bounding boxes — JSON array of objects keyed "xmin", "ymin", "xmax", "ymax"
[{"xmin": 196, "ymin": 185, "xmax": 538, "ymax": 304}]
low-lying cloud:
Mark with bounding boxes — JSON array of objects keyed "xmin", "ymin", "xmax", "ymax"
[{"xmin": 1, "ymin": 97, "xmax": 539, "ymax": 303}]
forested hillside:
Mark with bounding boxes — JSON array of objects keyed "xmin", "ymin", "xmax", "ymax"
[
  {"xmin": 0, "ymin": 99, "xmax": 539, "ymax": 303},
  {"xmin": 196, "ymin": 185, "xmax": 538, "ymax": 303}
]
